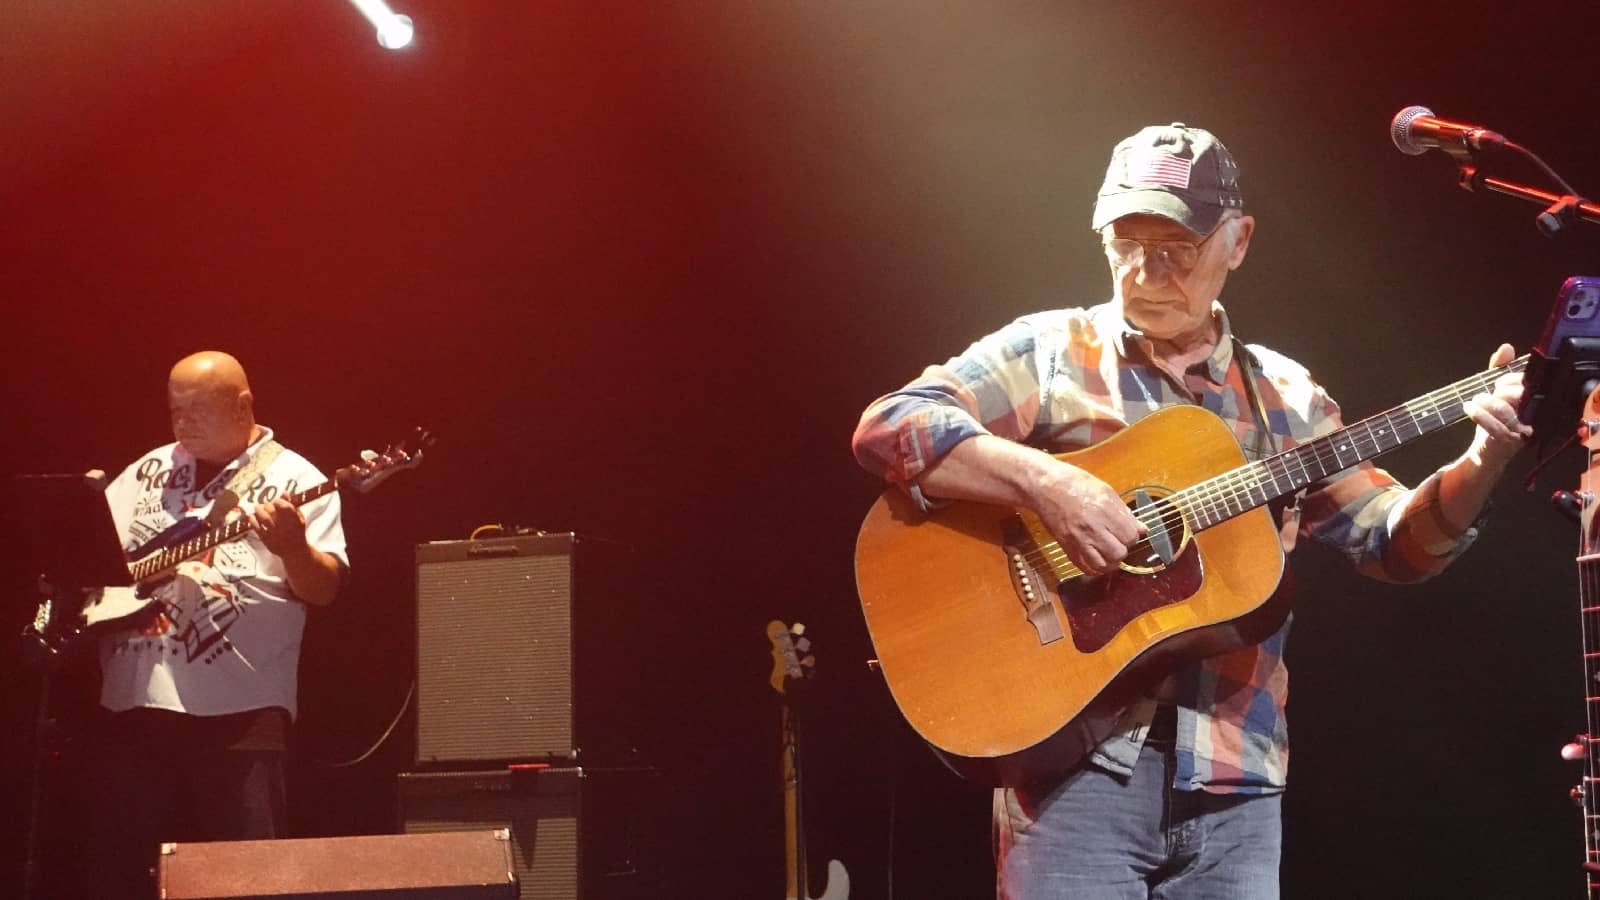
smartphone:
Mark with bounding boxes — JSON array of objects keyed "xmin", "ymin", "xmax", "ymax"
[{"xmin": 1517, "ymin": 275, "xmax": 1600, "ymax": 434}]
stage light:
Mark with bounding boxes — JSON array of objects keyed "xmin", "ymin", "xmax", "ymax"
[{"xmin": 346, "ymin": 0, "xmax": 414, "ymax": 50}]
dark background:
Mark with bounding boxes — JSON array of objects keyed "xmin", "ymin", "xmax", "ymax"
[{"xmin": 3, "ymin": 1, "xmax": 1599, "ymax": 897}]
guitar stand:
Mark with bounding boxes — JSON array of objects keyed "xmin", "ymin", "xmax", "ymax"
[{"xmin": 19, "ymin": 591, "xmax": 69, "ymax": 900}]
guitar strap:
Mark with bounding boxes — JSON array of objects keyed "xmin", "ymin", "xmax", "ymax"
[
  {"xmin": 1231, "ymin": 337, "xmax": 1277, "ymax": 461},
  {"xmin": 1125, "ymin": 328, "xmax": 1276, "ymax": 460},
  {"xmin": 202, "ymin": 440, "xmax": 285, "ymax": 527}
]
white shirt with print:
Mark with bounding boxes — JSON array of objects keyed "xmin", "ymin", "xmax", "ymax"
[{"xmin": 97, "ymin": 427, "xmax": 348, "ymax": 720}]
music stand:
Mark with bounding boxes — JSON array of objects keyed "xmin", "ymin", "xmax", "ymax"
[
  {"xmin": 2, "ymin": 473, "xmax": 131, "ymax": 900},
  {"xmin": 3, "ymin": 473, "xmax": 132, "ymax": 594}
]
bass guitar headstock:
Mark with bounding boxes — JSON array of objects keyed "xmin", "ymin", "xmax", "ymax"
[
  {"xmin": 336, "ymin": 427, "xmax": 434, "ymax": 495},
  {"xmin": 767, "ymin": 620, "xmax": 817, "ymax": 699}
]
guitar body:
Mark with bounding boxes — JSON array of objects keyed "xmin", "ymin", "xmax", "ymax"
[
  {"xmin": 36, "ymin": 514, "xmax": 238, "ymax": 648},
  {"xmin": 77, "ymin": 585, "xmax": 154, "ymax": 631},
  {"xmin": 855, "ymin": 405, "xmax": 1286, "ymax": 786},
  {"xmin": 786, "ymin": 861, "xmax": 849, "ymax": 900},
  {"xmin": 127, "ymin": 514, "xmax": 207, "ymax": 562}
]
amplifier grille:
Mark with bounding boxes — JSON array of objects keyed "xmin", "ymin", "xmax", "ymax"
[
  {"xmin": 416, "ymin": 536, "xmax": 576, "ymax": 764},
  {"xmin": 400, "ymin": 769, "xmax": 580, "ymax": 900}
]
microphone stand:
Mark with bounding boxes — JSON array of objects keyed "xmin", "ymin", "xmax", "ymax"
[{"xmin": 1448, "ymin": 144, "xmax": 1600, "ymax": 237}]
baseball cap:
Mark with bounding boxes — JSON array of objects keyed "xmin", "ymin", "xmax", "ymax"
[{"xmin": 1090, "ymin": 123, "xmax": 1243, "ymax": 235}]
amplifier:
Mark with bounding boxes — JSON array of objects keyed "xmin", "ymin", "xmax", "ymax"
[
  {"xmin": 415, "ymin": 533, "xmax": 630, "ymax": 765},
  {"xmin": 398, "ymin": 766, "xmax": 659, "ymax": 900},
  {"xmin": 399, "ymin": 767, "xmax": 578, "ymax": 900},
  {"xmin": 156, "ymin": 829, "xmax": 517, "ymax": 899}
]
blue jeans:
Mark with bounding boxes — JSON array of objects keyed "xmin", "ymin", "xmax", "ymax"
[{"xmin": 994, "ymin": 737, "xmax": 1282, "ymax": 899}]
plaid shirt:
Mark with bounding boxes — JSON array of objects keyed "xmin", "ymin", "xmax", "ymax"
[{"xmin": 852, "ymin": 301, "xmax": 1479, "ymax": 794}]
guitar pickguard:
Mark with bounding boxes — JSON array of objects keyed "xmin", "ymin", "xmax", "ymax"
[
  {"xmin": 999, "ymin": 486, "xmax": 1204, "ymax": 654},
  {"xmin": 1059, "ymin": 540, "xmax": 1204, "ymax": 654}
]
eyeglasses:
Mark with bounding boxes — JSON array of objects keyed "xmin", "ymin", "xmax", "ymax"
[{"xmin": 1103, "ymin": 227, "xmax": 1220, "ymax": 274}]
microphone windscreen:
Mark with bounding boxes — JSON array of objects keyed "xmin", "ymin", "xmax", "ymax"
[{"xmin": 1390, "ymin": 105, "xmax": 1435, "ymax": 156}]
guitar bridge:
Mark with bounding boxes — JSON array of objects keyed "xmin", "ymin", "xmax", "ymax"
[{"xmin": 1001, "ymin": 517, "xmax": 1064, "ymax": 645}]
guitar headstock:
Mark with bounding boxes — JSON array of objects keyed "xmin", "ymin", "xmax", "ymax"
[
  {"xmin": 767, "ymin": 620, "xmax": 816, "ymax": 697},
  {"xmin": 336, "ymin": 428, "xmax": 434, "ymax": 495}
]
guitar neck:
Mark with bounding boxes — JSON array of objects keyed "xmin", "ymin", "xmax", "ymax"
[
  {"xmin": 781, "ymin": 704, "xmax": 807, "ymax": 900},
  {"xmin": 1578, "ymin": 551, "xmax": 1600, "ymax": 892},
  {"xmin": 127, "ymin": 480, "xmax": 337, "ymax": 584},
  {"xmin": 1577, "ymin": 392, "xmax": 1600, "ymax": 894},
  {"xmin": 1173, "ymin": 356, "xmax": 1527, "ymax": 530}
]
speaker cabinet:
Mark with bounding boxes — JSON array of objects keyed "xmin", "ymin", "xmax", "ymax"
[
  {"xmin": 399, "ymin": 768, "xmax": 578, "ymax": 900},
  {"xmin": 398, "ymin": 767, "xmax": 658, "ymax": 900},
  {"xmin": 415, "ymin": 533, "xmax": 631, "ymax": 766},
  {"xmin": 156, "ymin": 829, "xmax": 517, "ymax": 899}
]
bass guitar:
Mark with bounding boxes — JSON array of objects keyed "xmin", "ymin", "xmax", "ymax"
[
  {"xmin": 28, "ymin": 430, "xmax": 430, "ymax": 651},
  {"xmin": 855, "ymin": 359, "xmax": 1524, "ymax": 786},
  {"xmin": 768, "ymin": 620, "xmax": 848, "ymax": 900}
]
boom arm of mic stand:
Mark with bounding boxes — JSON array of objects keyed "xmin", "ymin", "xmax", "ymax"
[{"xmin": 1456, "ymin": 163, "xmax": 1600, "ymax": 236}]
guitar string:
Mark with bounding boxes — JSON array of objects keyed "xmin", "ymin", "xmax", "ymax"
[
  {"xmin": 129, "ymin": 474, "xmax": 356, "ymax": 580},
  {"xmin": 1586, "ymin": 549, "xmax": 1597, "ymax": 868},
  {"xmin": 1022, "ymin": 381, "xmax": 1494, "ymax": 577},
  {"xmin": 1025, "ymin": 370, "xmax": 1498, "ymax": 569},
  {"xmin": 1033, "ymin": 367, "xmax": 1508, "ymax": 573},
  {"xmin": 1155, "ymin": 365, "xmax": 1509, "ymax": 523},
  {"xmin": 1012, "ymin": 361, "xmax": 1521, "ymax": 579},
  {"xmin": 132, "ymin": 485, "xmax": 332, "ymax": 578},
  {"xmin": 1167, "ymin": 374, "xmax": 1489, "ymax": 528},
  {"xmin": 1584, "ymin": 534, "xmax": 1600, "ymax": 868},
  {"xmin": 125, "ymin": 443, "xmax": 421, "ymax": 583},
  {"xmin": 1585, "ymin": 546, "xmax": 1600, "ymax": 878}
]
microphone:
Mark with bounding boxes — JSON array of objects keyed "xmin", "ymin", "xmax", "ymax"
[{"xmin": 1389, "ymin": 105, "xmax": 1507, "ymax": 156}]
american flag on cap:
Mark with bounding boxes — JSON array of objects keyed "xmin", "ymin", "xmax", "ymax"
[{"xmin": 1126, "ymin": 150, "xmax": 1191, "ymax": 190}]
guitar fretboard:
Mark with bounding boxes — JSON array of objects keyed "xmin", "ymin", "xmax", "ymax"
[
  {"xmin": 127, "ymin": 480, "xmax": 337, "ymax": 583},
  {"xmin": 1168, "ymin": 356, "xmax": 1528, "ymax": 530}
]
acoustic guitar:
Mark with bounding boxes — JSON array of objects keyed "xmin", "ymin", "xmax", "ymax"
[{"xmin": 855, "ymin": 358, "xmax": 1523, "ymax": 786}]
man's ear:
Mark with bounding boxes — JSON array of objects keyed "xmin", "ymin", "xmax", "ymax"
[{"xmin": 1227, "ymin": 215, "xmax": 1256, "ymax": 271}]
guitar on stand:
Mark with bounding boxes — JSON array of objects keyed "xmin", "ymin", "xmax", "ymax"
[{"xmin": 767, "ymin": 620, "xmax": 848, "ymax": 900}]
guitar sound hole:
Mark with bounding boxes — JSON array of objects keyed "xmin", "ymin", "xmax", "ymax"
[{"xmin": 1119, "ymin": 489, "xmax": 1188, "ymax": 575}]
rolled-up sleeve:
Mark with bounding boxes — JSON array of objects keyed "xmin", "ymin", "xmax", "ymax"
[
  {"xmin": 851, "ymin": 320, "xmax": 1048, "ymax": 511},
  {"xmin": 1298, "ymin": 393, "xmax": 1480, "ymax": 584}
]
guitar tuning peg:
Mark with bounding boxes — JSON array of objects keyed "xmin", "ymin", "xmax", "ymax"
[
  {"xmin": 790, "ymin": 623, "xmax": 806, "ymax": 636},
  {"xmin": 1562, "ymin": 734, "xmax": 1591, "ymax": 761},
  {"xmin": 360, "ymin": 449, "xmax": 380, "ymax": 462},
  {"xmin": 1552, "ymin": 491, "xmax": 1587, "ymax": 523},
  {"xmin": 794, "ymin": 636, "xmax": 812, "ymax": 653}
]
